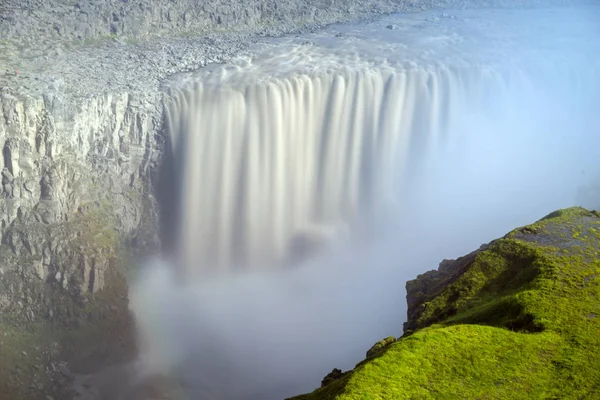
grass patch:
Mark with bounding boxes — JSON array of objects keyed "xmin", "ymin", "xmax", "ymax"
[{"xmin": 289, "ymin": 208, "xmax": 600, "ymax": 399}]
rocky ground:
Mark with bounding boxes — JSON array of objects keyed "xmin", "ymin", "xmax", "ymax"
[{"xmin": 0, "ymin": 0, "xmax": 592, "ymax": 100}]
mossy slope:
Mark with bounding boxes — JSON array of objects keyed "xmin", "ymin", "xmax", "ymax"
[{"xmin": 289, "ymin": 207, "xmax": 600, "ymax": 399}]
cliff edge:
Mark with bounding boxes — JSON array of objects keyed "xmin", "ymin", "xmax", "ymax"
[
  {"xmin": 290, "ymin": 207, "xmax": 600, "ymax": 399},
  {"xmin": 1, "ymin": 0, "xmax": 596, "ymax": 398}
]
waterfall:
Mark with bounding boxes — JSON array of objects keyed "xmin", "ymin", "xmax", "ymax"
[
  {"xmin": 158, "ymin": 5, "xmax": 600, "ymax": 277},
  {"xmin": 164, "ymin": 58, "xmax": 582, "ymax": 275},
  {"xmin": 128, "ymin": 8, "xmax": 600, "ymax": 400},
  {"xmin": 168, "ymin": 67, "xmax": 428, "ymax": 273}
]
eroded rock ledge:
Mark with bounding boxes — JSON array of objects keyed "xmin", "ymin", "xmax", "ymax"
[{"xmin": 290, "ymin": 207, "xmax": 600, "ymax": 399}]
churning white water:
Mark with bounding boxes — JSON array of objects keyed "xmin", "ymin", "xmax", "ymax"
[
  {"xmin": 128, "ymin": 6, "xmax": 600, "ymax": 400},
  {"xmin": 166, "ymin": 66, "xmax": 457, "ymax": 272},
  {"xmin": 164, "ymin": 62, "xmax": 598, "ymax": 275}
]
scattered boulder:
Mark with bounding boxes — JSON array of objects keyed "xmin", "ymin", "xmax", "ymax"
[
  {"xmin": 321, "ymin": 368, "xmax": 345, "ymax": 387},
  {"xmin": 365, "ymin": 336, "xmax": 395, "ymax": 359}
]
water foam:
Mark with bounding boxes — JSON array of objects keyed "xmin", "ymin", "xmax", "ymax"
[
  {"xmin": 165, "ymin": 57, "xmax": 597, "ymax": 274},
  {"xmin": 132, "ymin": 6, "xmax": 600, "ymax": 399}
]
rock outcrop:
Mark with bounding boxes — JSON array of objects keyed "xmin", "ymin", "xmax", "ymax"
[
  {"xmin": 0, "ymin": 88, "xmax": 160, "ymax": 306},
  {"xmin": 0, "ymin": 90, "xmax": 160, "ymax": 399},
  {"xmin": 289, "ymin": 207, "xmax": 600, "ymax": 399}
]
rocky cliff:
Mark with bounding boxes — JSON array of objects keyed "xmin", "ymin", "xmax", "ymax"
[
  {"xmin": 0, "ymin": 1, "xmax": 398, "ymax": 397},
  {"xmin": 0, "ymin": 0, "xmax": 596, "ymax": 398},
  {"xmin": 0, "ymin": 90, "xmax": 160, "ymax": 399},
  {"xmin": 289, "ymin": 207, "xmax": 600, "ymax": 399}
]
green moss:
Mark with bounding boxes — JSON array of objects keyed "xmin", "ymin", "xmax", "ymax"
[
  {"xmin": 334, "ymin": 327, "xmax": 564, "ymax": 400},
  {"xmin": 365, "ymin": 336, "xmax": 396, "ymax": 360},
  {"xmin": 0, "ymin": 322, "xmax": 55, "ymax": 399},
  {"xmin": 289, "ymin": 207, "xmax": 600, "ymax": 399}
]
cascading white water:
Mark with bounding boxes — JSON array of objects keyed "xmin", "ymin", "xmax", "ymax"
[
  {"xmin": 125, "ymin": 7, "xmax": 600, "ymax": 400},
  {"xmin": 165, "ymin": 66, "xmax": 451, "ymax": 272},
  {"xmin": 165, "ymin": 55, "xmax": 595, "ymax": 275}
]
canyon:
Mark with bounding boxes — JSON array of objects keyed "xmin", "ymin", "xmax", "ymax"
[{"xmin": 1, "ymin": 0, "xmax": 599, "ymax": 399}]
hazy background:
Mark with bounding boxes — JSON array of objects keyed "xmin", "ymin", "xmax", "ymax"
[{"xmin": 129, "ymin": 7, "xmax": 600, "ymax": 400}]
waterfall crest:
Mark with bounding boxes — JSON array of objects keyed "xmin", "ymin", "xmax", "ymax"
[
  {"xmin": 133, "ymin": 8, "xmax": 600, "ymax": 400},
  {"xmin": 164, "ymin": 60, "xmax": 563, "ymax": 274},
  {"xmin": 162, "ymin": 5, "xmax": 600, "ymax": 275}
]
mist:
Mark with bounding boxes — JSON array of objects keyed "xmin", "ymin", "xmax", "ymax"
[{"xmin": 128, "ymin": 6, "xmax": 600, "ymax": 400}]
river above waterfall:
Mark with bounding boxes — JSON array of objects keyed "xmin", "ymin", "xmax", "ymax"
[{"xmin": 78, "ymin": 5, "xmax": 600, "ymax": 400}]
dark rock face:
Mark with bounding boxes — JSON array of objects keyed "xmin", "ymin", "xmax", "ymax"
[
  {"xmin": 0, "ymin": 201, "xmax": 148, "ymax": 399},
  {"xmin": 404, "ymin": 244, "xmax": 490, "ymax": 332},
  {"xmin": 321, "ymin": 368, "xmax": 345, "ymax": 387},
  {"xmin": 0, "ymin": 92, "xmax": 160, "ymax": 398}
]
